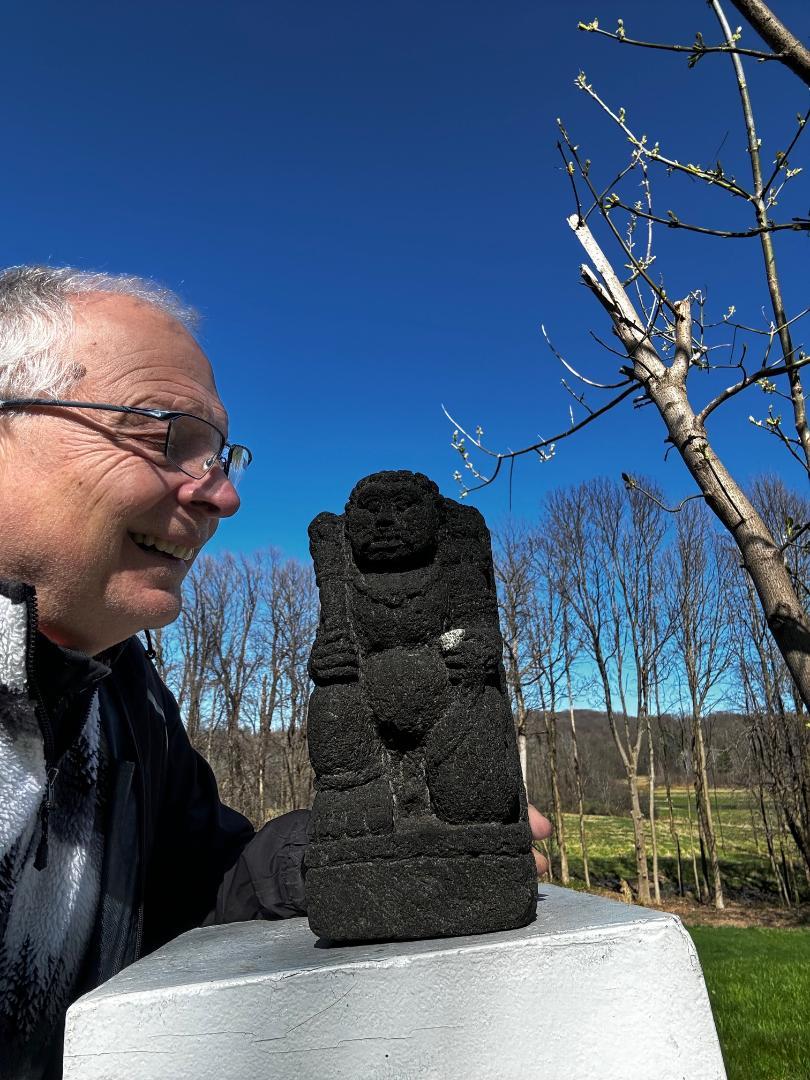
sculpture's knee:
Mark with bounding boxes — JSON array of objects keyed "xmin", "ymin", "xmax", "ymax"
[
  {"xmin": 308, "ymin": 684, "xmax": 383, "ymax": 782},
  {"xmin": 310, "ymin": 778, "xmax": 393, "ymax": 841},
  {"xmin": 425, "ymin": 688, "xmax": 520, "ymax": 824}
]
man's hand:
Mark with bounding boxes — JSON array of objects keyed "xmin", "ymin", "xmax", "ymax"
[{"xmin": 528, "ymin": 803, "xmax": 553, "ymax": 877}]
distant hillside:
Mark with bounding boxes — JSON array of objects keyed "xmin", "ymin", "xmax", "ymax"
[{"xmin": 524, "ymin": 708, "xmax": 750, "ymax": 816}]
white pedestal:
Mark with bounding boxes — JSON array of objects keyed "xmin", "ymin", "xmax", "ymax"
[{"xmin": 64, "ymin": 885, "xmax": 726, "ymax": 1079}]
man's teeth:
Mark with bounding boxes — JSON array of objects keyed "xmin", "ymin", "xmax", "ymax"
[{"xmin": 130, "ymin": 533, "xmax": 195, "ymax": 561}]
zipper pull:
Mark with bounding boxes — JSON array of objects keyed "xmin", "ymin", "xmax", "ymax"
[{"xmin": 34, "ymin": 766, "xmax": 59, "ymax": 872}]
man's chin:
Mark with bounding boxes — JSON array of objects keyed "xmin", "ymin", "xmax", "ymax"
[
  {"xmin": 139, "ymin": 598, "xmax": 183, "ymax": 631},
  {"xmin": 120, "ymin": 584, "xmax": 184, "ymax": 635}
]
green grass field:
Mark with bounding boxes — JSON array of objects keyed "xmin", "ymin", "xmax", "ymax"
[
  {"xmin": 552, "ymin": 787, "xmax": 805, "ymax": 901},
  {"xmin": 688, "ymin": 927, "xmax": 810, "ymax": 1080}
]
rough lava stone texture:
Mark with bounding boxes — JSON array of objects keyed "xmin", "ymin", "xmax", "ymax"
[{"xmin": 304, "ymin": 470, "xmax": 537, "ymax": 942}]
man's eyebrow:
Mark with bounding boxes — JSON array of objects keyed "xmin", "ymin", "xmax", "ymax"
[{"xmin": 140, "ymin": 398, "xmax": 228, "ymax": 432}]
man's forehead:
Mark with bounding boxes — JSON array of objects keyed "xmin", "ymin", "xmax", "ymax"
[{"xmin": 70, "ymin": 293, "xmax": 229, "ymax": 430}]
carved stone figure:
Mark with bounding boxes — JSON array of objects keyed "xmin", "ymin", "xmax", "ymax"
[{"xmin": 304, "ymin": 470, "xmax": 537, "ymax": 941}]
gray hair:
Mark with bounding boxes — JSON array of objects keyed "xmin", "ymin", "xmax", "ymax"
[{"xmin": 0, "ymin": 265, "xmax": 200, "ymax": 405}]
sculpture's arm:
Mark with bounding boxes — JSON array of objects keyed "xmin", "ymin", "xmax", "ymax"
[
  {"xmin": 439, "ymin": 503, "xmax": 505, "ymax": 686},
  {"xmin": 307, "ymin": 512, "xmax": 359, "ymax": 685}
]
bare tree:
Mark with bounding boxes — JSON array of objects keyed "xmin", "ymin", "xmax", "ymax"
[
  {"xmin": 562, "ymin": 604, "xmax": 590, "ymax": 887},
  {"xmin": 494, "ymin": 524, "xmax": 536, "ymax": 790},
  {"xmin": 446, "ymin": 0, "xmax": 810, "ymax": 713},
  {"xmin": 547, "ymin": 479, "xmax": 658, "ymax": 902},
  {"xmin": 207, "ymin": 554, "xmax": 264, "ymax": 809},
  {"xmin": 270, "ymin": 558, "xmax": 317, "ymax": 812},
  {"xmin": 667, "ymin": 503, "xmax": 731, "ymax": 908},
  {"xmin": 725, "ymin": 477, "xmax": 810, "ymax": 880},
  {"xmin": 172, "ymin": 556, "xmax": 225, "ymax": 747},
  {"xmin": 527, "ymin": 532, "xmax": 571, "ymax": 885}
]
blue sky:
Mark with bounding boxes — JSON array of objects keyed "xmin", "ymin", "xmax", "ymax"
[{"xmin": 3, "ymin": 1, "xmax": 809, "ymax": 562}]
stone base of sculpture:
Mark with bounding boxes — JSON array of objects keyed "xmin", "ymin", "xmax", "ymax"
[{"xmin": 305, "ymin": 822, "xmax": 537, "ymax": 940}]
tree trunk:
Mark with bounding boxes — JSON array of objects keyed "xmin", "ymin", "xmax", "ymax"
[
  {"xmin": 692, "ymin": 712, "xmax": 725, "ymax": 909},
  {"xmin": 758, "ymin": 782, "xmax": 791, "ymax": 905},
  {"xmin": 627, "ymin": 765, "xmax": 651, "ymax": 904},
  {"xmin": 545, "ymin": 709, "xmax": 569, "ymax": 885},
  {"xmin": 683, "ymin": 772, "xmax": 704, "ymax": 902},
  {"xmin": 646, "ymin": 714, "xmax": 661, "ymax": 905},
  {"xmin": 573, "ymin": 219, "xmax": 810, "ymax": 713},
  {"xmin": 518, "ymin": 726, "xmax": 528, "ymax": 794},
  {"xmin": 566, "ymin": 673, "xmax": 591, "ymax": 888}
]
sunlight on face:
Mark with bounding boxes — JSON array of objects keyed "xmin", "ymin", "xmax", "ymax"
[{"xmin": 0, "ymin": 293, "xmax": 240, "ymax": 654}]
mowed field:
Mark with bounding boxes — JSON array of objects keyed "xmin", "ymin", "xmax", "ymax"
[{"xmin": 553, "ymin": 787, "xmax": 805, "ymax": 901}]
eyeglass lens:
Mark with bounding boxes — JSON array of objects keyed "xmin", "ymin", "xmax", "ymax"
[
  {"xmin": 225, "ymin": 444, "xmax": 251, "ymax": 487},
  {"xmin": 167, "ymin": 414, "xmax": 250, "ymax": 487}
]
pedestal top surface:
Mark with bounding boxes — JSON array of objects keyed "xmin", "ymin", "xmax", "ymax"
[{"xmin": 86, "ymin": 884, "xmax": 678, "ymax": 1001}]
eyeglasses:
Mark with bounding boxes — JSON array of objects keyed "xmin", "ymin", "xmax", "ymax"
[{"xmin": 0, "ymin": 398, "xmax": 253, "ymax": 486}]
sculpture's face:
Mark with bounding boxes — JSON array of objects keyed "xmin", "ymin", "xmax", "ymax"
[{"xmin": 346, "ymin": 478, "xmax": 440, "ymax": 567}]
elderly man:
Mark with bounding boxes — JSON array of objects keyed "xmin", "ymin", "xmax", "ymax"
[{"xmin": 0, "ymin": 267, "xmax": 551, "ymax": 1079}]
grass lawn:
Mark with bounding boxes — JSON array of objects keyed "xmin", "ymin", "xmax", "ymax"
[{"xmin": 687, "ymin": 926, "xmax": 810, "ymax": 1080}]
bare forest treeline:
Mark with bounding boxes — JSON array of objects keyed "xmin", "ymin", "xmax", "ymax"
[
  {"xmin": 498, "ymin": 474, "xmax": 810, "ymax": 909},
  {"xmin": 153, "ymin": 473, "xmax": 809, "ymax": 908},
  {"xmin": 151, "ymin": 549, "xmax": 317, "ymax": 824}
]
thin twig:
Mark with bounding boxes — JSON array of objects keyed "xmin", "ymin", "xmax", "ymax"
[
  {"xmin": 621, "ymin": 473, "xmax": 706, "ymax": 513},
  {"xmin": 778, "ymin": 521, "xmax": 810, "ymax": 554},
  {"xmin": 560, "ymin": 124, "xmax": 676, "ymax": 313},
  {"xmin": 442, "ymin": 383, "xmax": 637, "ymax": 492},
  {"xmin": 556, "ymin": 140, "xmax": 583, "ymax": 224},
  {"xmin": 760, "ymin": 107, "xmax": 810, "ymax": 196},
  {"xmin": 579, "ymin": 21, "xmax": 780, "ymax": 63},
  {"xmin": 561, "ymin": 379, "xmax": 594, "ymax": 415},
  {"xmin": 573, "ymin": 74, "xmax": 751, "ymax": 200},
  {"xmin": 608, "ymin": 199, "xmax": 808, "ymax": 238},
  {"xmin": 711, "ymin": 0, "xmax": 810, "ymax": 469},
  {"xmin": 541, "ymin": 323, "xmax": 631, "ymax": 389}
]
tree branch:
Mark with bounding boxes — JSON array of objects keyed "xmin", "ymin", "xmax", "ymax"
[
  {"xmin": 621, "ymin": 473, "xmax": 705, "ymax": 514},
  {"xmin": 541, "ymin": 323, "xmax": 631, "ymax": 389},
  {"xmin": 711, "ymin": 0, "xmax": 810, "ymax": 471},
  {"xmin": 727, "ymin": 0, "xmax": 810, "ymax": 85},
  {"xmin": 672, "ymin": 298, "xmax": 693, "ymax": 382},
  {"xmin": 610, "ymin": 198, "xmax": 809, "ymax": 238},
  {"xmin": 443, "ymin": 382, "xmax": 637, "ymax": 493},
  {"xmin": 579, "ymin": 19, "xmax": 780, "ymax": 64},
  {"xmin": 697, "ymin": 354, "xmax": 810, "ymax": 424}
]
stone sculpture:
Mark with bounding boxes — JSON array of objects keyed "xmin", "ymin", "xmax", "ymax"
[{"xmin": 304, "ymin": 470, "xmax": 537, "ymax": 941}]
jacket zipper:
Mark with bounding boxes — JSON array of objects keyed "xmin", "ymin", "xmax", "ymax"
[
  {"xmin": 26, "ymin": 587, "xmax": 96, "ymax": 871},
  {"xmin": 111, "ymin": 679, "xmax": 148, "ymax": 961},
  {"xmin": 25, "ymin": 588, "xmax": 58, "ymax": 871}
]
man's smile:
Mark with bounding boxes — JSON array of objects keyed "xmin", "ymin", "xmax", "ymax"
[{"xmin": 127, "ymin": 531, "xmax": 198, "ymax": 562}]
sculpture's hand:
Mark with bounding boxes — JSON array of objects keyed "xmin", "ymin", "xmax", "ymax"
[
  {"xmin": 308, "ymin": 622, "xmax": 360, "ymax": 683},
  {"xmin": 529, "ymin": 804, "xmax": 553, "ymax": 877},
  {"xmin": 441, "ymin": 628, "xmax": 500, "ymax": 684}
]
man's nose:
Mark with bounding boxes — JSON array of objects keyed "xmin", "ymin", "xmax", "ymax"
[{"xmin": 178, "ymin": 464, "xmax": 241, "ymax": 518}]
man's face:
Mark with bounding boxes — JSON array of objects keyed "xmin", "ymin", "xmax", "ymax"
[{"xmin": 0, "ymin": 293, "xmax": 240, "ymax": 655}]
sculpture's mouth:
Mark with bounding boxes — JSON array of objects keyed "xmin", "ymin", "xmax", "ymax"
[{"xmin": 369, "ymin": 536, "xmax": 403, "ymax": 551}]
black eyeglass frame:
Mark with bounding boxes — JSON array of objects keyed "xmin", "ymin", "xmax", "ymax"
[{"xmin": 0, "ymin": 397, "xmax": 253, "ymax": 480}]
